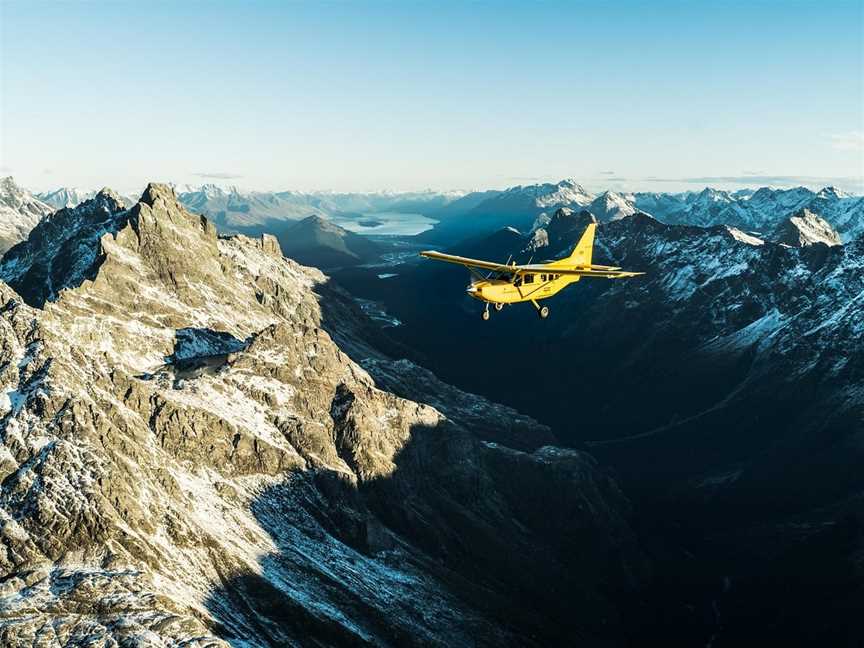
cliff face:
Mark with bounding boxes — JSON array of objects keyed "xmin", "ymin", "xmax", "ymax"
[{"xmin": 0, "ymin": 184, "xmax": 645, "ymax": 646}]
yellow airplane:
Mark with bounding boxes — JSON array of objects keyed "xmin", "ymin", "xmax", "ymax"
[{"xmin": 420, "ymin": 223, "xmax": 643, "ymax": 320}]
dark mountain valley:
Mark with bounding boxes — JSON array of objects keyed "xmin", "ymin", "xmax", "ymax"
[{"xmin": 327, "ymin": 193, "xmax": 864, "ymax": 646}]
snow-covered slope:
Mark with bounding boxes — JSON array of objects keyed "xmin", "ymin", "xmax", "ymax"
[{"xmin": 0, "ymin": 177, "xmax": 53, "ymax": 254}]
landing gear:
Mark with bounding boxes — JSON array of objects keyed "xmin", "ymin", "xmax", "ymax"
[
  {"xmin": 482, "ymin": 305, "xmax": 490, "ymax": 321},
  {"xmin": 494, "ymin": 303, "xmax": 503, "ymax": 311},
  {"xmin": 531, "ymin": 300, "xmax": 550, "ymax": 320}
]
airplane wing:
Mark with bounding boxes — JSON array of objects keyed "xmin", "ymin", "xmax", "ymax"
[
  {"xmin": 419, "ymin": 250, "xmax": 515, "ymax": 273},
  {"xmin": 516, "ymin": 264, "xmax": 644, "ymax": 278},
  {"xmin": 420, "ymin": 251, "xmax": 643, "ymax": 278}
]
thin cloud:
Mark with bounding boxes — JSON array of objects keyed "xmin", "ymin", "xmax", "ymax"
[
  {"xmin": 645, "ymin": 175, "xmax": 864, "ymax": 193},
  {"xmin": 648, "ymin": 175, "xmax": 832, "ymax": 184},
  {"xmin": 194, "ymin": 172, "xmax": 244, "ymax": 180},
  {"xmin": 501, "ymin": 175, "xmax": 548, "ymax": 182},
  {"xmin": 599, "ymin": 171, "xmax": 616, "ymax": 175},
  {"xmin": 828, "ymin": 131, "xmax": 864, "ymax": 152}
]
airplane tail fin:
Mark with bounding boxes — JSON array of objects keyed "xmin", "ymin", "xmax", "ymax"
[{"xmin": 565, "ymin": 223, "xmax": 595, "ymax": 267}]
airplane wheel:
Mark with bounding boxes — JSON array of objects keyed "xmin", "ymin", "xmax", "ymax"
[
  {"xmin": 482, "ymin": 309, "xmax": 490, "ymax": 321},
  {"xmin": 539, "ymin": 306, "xmax": 550, "ymax": 319},
  {"xmin": 494, "ymin": 303, "xmax": 503, "ymax": 311}
]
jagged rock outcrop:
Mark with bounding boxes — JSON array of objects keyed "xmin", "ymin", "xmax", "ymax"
[
  {"xmin": 772, "ymin": 208, "xmax": 842, "ymax": 247},
  {"xmin": 0, "ymin": 184, "xmax": 645, "ymax": 646},
  {"xmin": 0, "ymin": 188, "xmax": 128, "ymax": 306}
]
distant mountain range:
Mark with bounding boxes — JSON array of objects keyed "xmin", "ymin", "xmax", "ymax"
[
  {"xmin": 3, "ymin": 178, "xmax": 861, "ymax": 263},
  {"xmin": 37, "ymin": 186, "xmax": 139, "ymax": 211},
  {"xmin": 423, "ymin": 180, "xmax": 864, "ymax": 244},
  {"xmin": 631, "ymin": 185, "xmax": 864, "ymax": 241},
  {"xmin": 172, "ymin": 184, "xmax": 463, "ymax": 232}
]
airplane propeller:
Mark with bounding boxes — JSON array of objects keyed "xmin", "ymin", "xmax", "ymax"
[{"xmin": 467, "ymin": 266, "xmax": 486, "ymax": 282}]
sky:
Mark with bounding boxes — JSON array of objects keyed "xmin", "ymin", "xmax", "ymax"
[{"xmin": 1, "ymin": 0, "xmax": 862, "ymax": 194}]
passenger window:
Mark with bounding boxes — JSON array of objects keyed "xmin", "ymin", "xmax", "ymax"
[
  {"xmin": 524, "ymin": 274, "xmax": 534, "ymax": 284},
  {"xmin": 541, "ymin": 274, "xmax": 547, "ymax": 281}
]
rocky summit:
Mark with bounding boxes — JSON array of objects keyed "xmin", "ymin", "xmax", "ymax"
[{"xmin": 0, "ymin": 184, "xmax": 645, "ymax": 646}]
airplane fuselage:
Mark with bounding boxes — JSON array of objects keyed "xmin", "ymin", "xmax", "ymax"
[{"xmin": 467, "ymin": 272, "xmax": 579, "ymax": 304}]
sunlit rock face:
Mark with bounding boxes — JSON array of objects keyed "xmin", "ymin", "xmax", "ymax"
[
  {"xmin": 0, "ymin": 183, "xmax": 645, "ymax": 646},
  {"xmin": 772, "ymin": 208, "xmax": 842, "ymax": 247}
]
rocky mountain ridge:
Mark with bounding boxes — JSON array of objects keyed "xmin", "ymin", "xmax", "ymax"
[{"xmin": 0, "ymin": 184, "xmax": 645, "ymax": 646}]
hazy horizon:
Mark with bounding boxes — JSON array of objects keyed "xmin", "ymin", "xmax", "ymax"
[
  {"xmin": 9, "ymin": 174, "xmax": 864, "ymax": 199},
  {"xmin": 2, "ymin": 1, "xmax": 862, "ymax": 194}
]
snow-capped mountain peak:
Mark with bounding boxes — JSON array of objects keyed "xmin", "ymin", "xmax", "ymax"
[
  {"xmin": 587, "ymin": 190, "xmax": 637, "ymax": 221},
  {"xmin": 0, "ymin": 176, "xmax": 54, "ymax": 254},
  {"xmin": 37, "ymin": 186, "xmax": 95, "ymax": 210}
]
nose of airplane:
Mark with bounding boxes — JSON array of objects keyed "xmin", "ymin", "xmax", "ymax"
[{"xmin": 466, "ymin": 284, "xmax": 480, "ymax": 295}]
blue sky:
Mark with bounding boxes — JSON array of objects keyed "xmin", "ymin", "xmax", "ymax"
[{"xmin": 1, "ymin": 0, "xmax": 862, "ymax": 193}]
